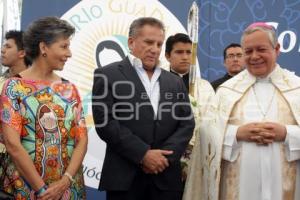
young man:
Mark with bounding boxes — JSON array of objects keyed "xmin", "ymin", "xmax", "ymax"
[
  {"xmin": 92, "ymin": 18, "xmax": 195, "ymax": 200},
  {"xmin": 0, "ymin": 30, "xmax": 30, "ymax": 152},
  {"xmin": 210, "ymin": 43, "xmax": 245, "ymax": 91},
  {"xmin": 1, "ymin": 30, "xmax": 30, "ymax": 79},
  {"xmin": 165, "ymin": 33, "xmax": 217, "ymax": 200},
  {"xmin": 165, "ymin": 33, "xmax": 192, "ymax": 90}
]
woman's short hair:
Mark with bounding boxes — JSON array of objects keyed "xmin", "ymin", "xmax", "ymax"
[{"xmin": 23, "ymin": 16, "xmax": 75, "ymax": 61}]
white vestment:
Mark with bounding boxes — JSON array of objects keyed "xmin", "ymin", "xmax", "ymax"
[
  {"xmin": 183, "ymin": 78, "xmax": 221, "ymax": 200},
  {"xmin": 217, "ymin": 65, "xmax": 300, "ymax": 200}
]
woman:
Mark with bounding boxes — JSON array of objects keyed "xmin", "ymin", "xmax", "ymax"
[{"xmin": 0, "ymin": 16, "xmax": 88, "ymax": 200}]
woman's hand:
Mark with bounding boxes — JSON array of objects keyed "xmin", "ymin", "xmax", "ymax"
[{"xmin": 38, "ymin": 176, "xmax": 70, "ymax": 200}]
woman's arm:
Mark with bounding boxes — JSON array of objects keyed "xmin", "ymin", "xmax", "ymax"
[
  {"xmin": 2, "ymin": 124, "xmax": 45, "ymax": 191},
  {"xmin": 40, "ymin": 132, "xmax": 88, "ymax": 200},
  {"xmin": 40, "ymin": 84, "xmax": 88, "ymax": 199},
  {"xmin": 64, "ymin": 134, "xmax": 88, "ymax": 177}
]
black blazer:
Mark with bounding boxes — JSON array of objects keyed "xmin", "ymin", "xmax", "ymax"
[
  {"xmin": 92, "ymin": 57, "xmax": 195, "ymax": 191},
  {"xmin": 170, "ymin": 70, "xmax": 189, "ymax": 91},
  {"xmin": 210, "ymin": 73, "xmax": 232, "ymax": 91}
]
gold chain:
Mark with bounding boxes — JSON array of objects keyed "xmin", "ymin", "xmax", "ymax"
[{"xmin": 252, "ymin": 84, "xmax": 276, "ymax": 120}]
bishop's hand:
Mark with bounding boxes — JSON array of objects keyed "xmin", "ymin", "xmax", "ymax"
[
  {"xmin": 236, "ymin": 122, "xmax": 276, "ymax": 144},
  {"xmin": 260, "ymin": 122, "xmax": 287, "ymax": 142}
]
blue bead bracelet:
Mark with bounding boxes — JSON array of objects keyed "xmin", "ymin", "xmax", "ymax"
[{"xmin": 34, "ymin": 184, "xmax": 48, "ymax": 196}]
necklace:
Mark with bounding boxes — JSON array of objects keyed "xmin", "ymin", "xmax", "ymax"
[{"xmin": 252, "ymin": 84, "xmax": 276, "ymax": 121}]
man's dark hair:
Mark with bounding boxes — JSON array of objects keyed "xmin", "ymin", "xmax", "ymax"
[
  {"xmin": 165, "ymin": 33, "xmax": 192, "ymax": 55},
  {"xmin": 128, "ymin": 17, "xmax": 165, "ymax": 38},
  {"xmin": 223, "ymin": 43, "xmax": 242, "ymax": 60},
  {"xmin": 5, "ymin": 30, "xmax": 31, "ymax": 66},
  {"xmin": 5, "ymin": 30, "xmax": 24, "ymax": 50}
]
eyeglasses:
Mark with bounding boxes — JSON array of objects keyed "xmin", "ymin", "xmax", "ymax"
[{"xmin": 226, "ymin": 53, "xmax": 243, "ymax": 60}]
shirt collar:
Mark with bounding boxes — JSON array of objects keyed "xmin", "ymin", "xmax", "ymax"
[
  {"xmin": 128, "ymin": 53, "xmax": 161, "ymax": 76},
  {"xmin": 248, "ymin": 64, "xmax": 278, "ymax": 83},
  {"xmin": 1, "ymin": 69, "xmax": 10, "ymax": 78},
  {"xmin": 128, "ymin": 53, "xmax": 143, "ymax": 69},
  {"xmin": 128, "ymin": 53, "xmax": 162, "ymax": 69},
  {"xmin": 170, "ymin": 68, "xmax": 189, "ymax": 77}
]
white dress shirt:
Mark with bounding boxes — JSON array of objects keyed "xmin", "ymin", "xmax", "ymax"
[{"xmin": 128, "ymin": 54, "xmax": 161, "ymax": 116}]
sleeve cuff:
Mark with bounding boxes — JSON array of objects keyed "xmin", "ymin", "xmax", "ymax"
[
  {"xmin": 222, "ymin": 124, "xmax": 240, "ymax": 162},
  {"xmin": 284, "ymin": 125, "xmax": 300, "ymax": 161}
]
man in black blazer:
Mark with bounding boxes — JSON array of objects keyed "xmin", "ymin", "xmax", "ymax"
[
  {"xmin": 210, "ymin": 43, "xmax": 244, "ymax": 91},
  {"xmin": 92, "ymin": 17, "xmax": 195, "ymax": 200}
]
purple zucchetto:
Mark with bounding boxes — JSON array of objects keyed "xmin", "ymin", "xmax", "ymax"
[{"xmin": 246, "ymin": 22, "xmax": 274, "ymax": 30}]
